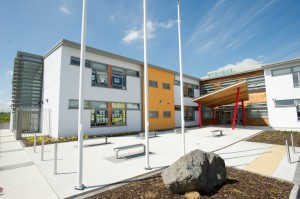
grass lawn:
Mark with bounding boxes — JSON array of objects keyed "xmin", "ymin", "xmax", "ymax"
[{"xmin": 0, "ymin": 112, "xmax": 10, "ymax": 123}]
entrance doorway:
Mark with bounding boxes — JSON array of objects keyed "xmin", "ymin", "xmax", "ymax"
[{"xmin": 217, "ymin": 105, "xmax": 243, "ymax": 125}]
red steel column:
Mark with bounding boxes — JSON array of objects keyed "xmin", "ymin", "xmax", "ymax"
[
  {"xmin": 242, "ymin": 101, "xmax": 246, "ymax": 127},
  {"xmin": 212, "ymin": 106, "xmax": 215, "ymax": 126},
  {"xmin": 232, "ymin": 87, "xmax": 240, "ymax": 130},
  {"xmin": 198, "ymin": 103, "xmax": 202, "ymax": 128}
]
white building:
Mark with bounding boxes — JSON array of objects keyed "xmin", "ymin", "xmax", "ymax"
[
  {"xmin": 263, "ymin": 58, "xmax": 300, "ymax": 129},
  {"xmin": 42, "ymin": 40, "xmax": 143, "ymax": 138}
]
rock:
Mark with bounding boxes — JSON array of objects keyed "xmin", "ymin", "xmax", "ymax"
[
  {"xmin": 184, "ymin": 191, "xmax": 201, "ymax": 199},
  {"xmin": 161, "ymin": 149, "xmax": 226, "ymax": 194}
]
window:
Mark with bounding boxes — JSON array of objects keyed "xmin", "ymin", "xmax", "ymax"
[
  {"xmin": 292, "ymin": 66, "xmax": 300, "ymax": 87},
  {"xmin": 271, "ymin": 68, "xmax": 292, "ymax": 76},
  {"xmin": 127, "ymin": 103, "xmax": 140, "ymax": 110},
  {"xmin": 70, "ymin": 57, "xmax": 91, "ymax": 67},
  {"xmin": 149, "ymin": 111, "xmax": 158, "ymax": 118},
  {"xmin": 149, "ymin": 80, "xmax": 158, "ymax": 87},
  {"xmin": 69, "ymin": 99, "xmax": 78, "ymax": 109},
  {"xmin": 112, "ymin": 103, "xmax": 126, "ymax": 125},
  {"xmin": 91, "ymin": 62, "xmax": 108, "ymax": 87},
  {"xmin": 275, "ymin": 99, "xmax": 295, "ymax": 107},
  {"xmin": 183, "ymin": 83, "xmax": 195, "ymax": 98},
  {"xmin": 247, "ymin": 76, "xmax": 265, "ymax": 91},
  {"xmin": 126, "ymin": 69, "xmax": 139, "ymax": 77},
  {"xmin": 248, "ymin": 103, "xmax": 268, "ymax": 118},
  {"xmin": 174, "ymin": 80, "xmax": 180, "ymax": 86},
  {"xmin": 297, "ymin": 106, "xmax": 300, "ymax": 121},
  {"xmin": 184, "ymin": 106, "xmax": 195, "ymax": 121},
  {"xmin": 201, "ymin": 84, "xmax": 214, "ymax": 95},
  {"xmin": 162, "ymin": 83, "xmax": 170, "ymax": 90},
  {"xmin": 175, "ymin": 105, "xmax": 181, "ymax": 111},
  {"xmin": 202, "ymin": 106, "xmax": 212, "ymax": 119},
  {"xmin": 112, "ymin": 66, "xmax": 126, "ymax": 89},
  {"xmin": 91, "ymin": 103, "xmax": 108, "ymax": 126},
  {"xmin": 163, "ymin": 111, "xmax": 171, "ymax": 118}
]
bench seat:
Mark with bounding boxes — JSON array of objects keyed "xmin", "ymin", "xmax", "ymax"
[{"xmin": 114, "ymin": 143, "xmax": 145, "ymax": 159}]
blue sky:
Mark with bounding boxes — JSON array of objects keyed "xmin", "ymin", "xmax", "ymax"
[{"xmin": 1, "ymin": 0, "xmax": 300, "ymax": 111}]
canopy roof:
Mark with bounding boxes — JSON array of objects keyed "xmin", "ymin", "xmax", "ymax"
[{"xmin": 193, "ymin": 81, "xmax": 249, "ymax": 107}]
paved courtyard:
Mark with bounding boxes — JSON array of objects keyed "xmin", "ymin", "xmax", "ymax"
[{"xmin": 1, "ymin": 126, "xmax": 299, "ymax": 198}]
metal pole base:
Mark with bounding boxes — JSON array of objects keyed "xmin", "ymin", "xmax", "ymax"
[
  {"xmin": 75, "ymin": 184, "xmax": 85, "ymax": 190},
  {"xmin": 144, "ymin": 167, "xmax": 152, "ymax": 170}
]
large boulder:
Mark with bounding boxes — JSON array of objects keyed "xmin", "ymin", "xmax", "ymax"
[{"xmin": 161, "ymin": 149, "xmax": 226, "ymax": 194}]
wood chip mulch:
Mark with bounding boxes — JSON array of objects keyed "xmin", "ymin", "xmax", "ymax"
[{"xmin": 87, "ymin": 167, "xmax": 293, "ymax": 199}]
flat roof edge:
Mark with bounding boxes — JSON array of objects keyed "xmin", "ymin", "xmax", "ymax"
[
  {"xmin": 262, "ymin": 58, "xmax": 300, "ymax": 68},
  {"xmin": 43, "ymin": 39, "xmax": 200, "ymax": 81}
]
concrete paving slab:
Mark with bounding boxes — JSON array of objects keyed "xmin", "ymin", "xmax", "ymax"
[
  {"xmin": 24, "ymin": 126, "xmax": 265, "ymax": 198},
  {"xmin": 0, "ymin": 165, "xmax": 58, "ymax": 199}
]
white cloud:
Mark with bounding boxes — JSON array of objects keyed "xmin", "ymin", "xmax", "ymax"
[
  {"xmin": 217, "ymin": 58, "xmax": 262, "ymax": 71},
  {"xmin": 0, "ymin": 100, "xmax": 11, "ymax": 112},
  {"xmin": 5, "ymin": 70, "xmax": 13, "ymax": 76},
  {"xmin": 60, "ymin": 3, "xmax": 71, "ymax": 15},
  {"xmin": 122, "ymin": 20, "xmax": 175, "ymax": 44}
]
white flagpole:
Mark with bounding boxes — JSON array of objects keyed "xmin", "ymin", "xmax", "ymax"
[
  {"xmin": 177, "ymin": 0, "xmax": 185, "ymax": 155},
  {"xmin": 76, "ymin": 0, "xmax": 87, "ymax": 190},
  {"xmin": 144, "ymin": 0, "xmax": 150, "ymax": 169}
]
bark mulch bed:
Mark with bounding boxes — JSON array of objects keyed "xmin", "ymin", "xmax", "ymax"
[
  {"xmin": 87, "ymin": 167, "xmax": 293, "ymax": 199},
  {"xmin": 247, "ymin": 130, "xmax": 300, "ymax": 146}
]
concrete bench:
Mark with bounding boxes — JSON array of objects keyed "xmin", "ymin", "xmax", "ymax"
[
  {"xmin": 83, "ymin": 137, "xmax": 108, "ymax": 147},
  {"xmin": 139, "ymin": 131, "xmax": 158, "ymax": 138},
  {"xmin": 174, "ymin": 128, "xmax": 187, "ymax": 134},
  {"xmin": 114, "ymin": 143, "xmax": 145, "ymax": 159},
  {"xmin": 211, "ymin": 130, "xmax": 223, "ymax": 137}
]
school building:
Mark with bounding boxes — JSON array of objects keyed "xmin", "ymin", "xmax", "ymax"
[{"xmin": 10, "ymin": 39, "xmax": 300, "ymax": 138}]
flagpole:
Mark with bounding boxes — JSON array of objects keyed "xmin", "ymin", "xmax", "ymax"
[
  {"xmin": 144, "ymin": 0, "xmax": 150, "ymax": 170},
  {"xmin": 177, "ymin": 0, "xmax": 185, "ymax": 155},
  {"xmin": 76, "ymin": 0, "xmax": 87, "ymax": 190}
]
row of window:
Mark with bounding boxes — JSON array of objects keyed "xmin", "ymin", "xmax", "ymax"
[
  {"xmin": 271, "ymin": 65, "xmax": 300, "ymax": 87},
  {"xmin": 200, "ymin": 103, "xmax": 268, "ymax": 119},
  {"xmin": 274, "ymin": 99, "xmax": 300, "ymax": 120},
  {"xmin": 201, "ymin": 76, "xmax": 266, "ymax": 95},
  {"xmin": 71, "ymin": 57, "xmax": 139, "ymax": 90},
  {"xmin": 149, "ymin": 81, "xmax": 170, "ymax": 89},
  {"xmin": 149, "ymin": 111, "xmax": 171, "ymax": 118}
]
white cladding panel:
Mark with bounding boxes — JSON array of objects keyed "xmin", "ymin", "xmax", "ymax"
[
  {"xmin": 42, "ymin": 47, "xmax": 63, "ymax": 137},
  {"xmin": 264, "ymin": 63, "xmax": 300, "ymax": 128}
]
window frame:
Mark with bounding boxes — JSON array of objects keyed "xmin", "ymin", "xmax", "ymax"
[
  {"xmin": 163, "ymin": 111, "xmax": 171, "ymax": 118},
  {"xmin": 162, "ymin": 83, "xmax": 170, "ymax": 90},
  {"xmin": 149, "ymin": 111, "xmax": 159, "ymax": 118},
  {"xmin": 149, "ymin": 80, "xmax": 158, "ymax": 88}
]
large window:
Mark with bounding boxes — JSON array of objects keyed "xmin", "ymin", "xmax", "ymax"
[
  {"xmin": 112, "ymin": 102, "xmax": 126, "ymax": 125},
  {"xmin": 112, "ymin": 66, "xmax": 126, "ymax": 89},
  {"xmin": 91, "ymin": 62, "xmax": 108, "ymax": 87},
  {"xmin": 248, "ymin": 103, "xmax": 268, "ymax": 118},
  {"xmin": 149, "ymin": 111, "xmax": 159, "ymax": 118},
  {"xmin": 202, "ymin": 106, "xmax": 212, "ymax": 119},
  {"xmin": 184, "ymin": 106, "xmax": 195, "ymax": 121},
  {"xmin": 91, "ymin": 102, "xmax": 108, "ymax": 126},
  {"xmin": 183, "ymin": 83, "xmax": 197, "ymax": 97}
]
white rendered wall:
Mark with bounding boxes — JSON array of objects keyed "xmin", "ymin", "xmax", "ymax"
[
  {"xmin": 265, "ymin": 62, "xmax": 300, "ymax": 129},
  {"xmin": 174, "ymin": 75, "xmax": 200, "ymax": 127},
  {"xmin": 55, "ymin": 46, "xmax": 142, "ymax": 137},
  {"xmin": 42, "ymin": 47, "xmax": 63, "ymax": 138}
]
